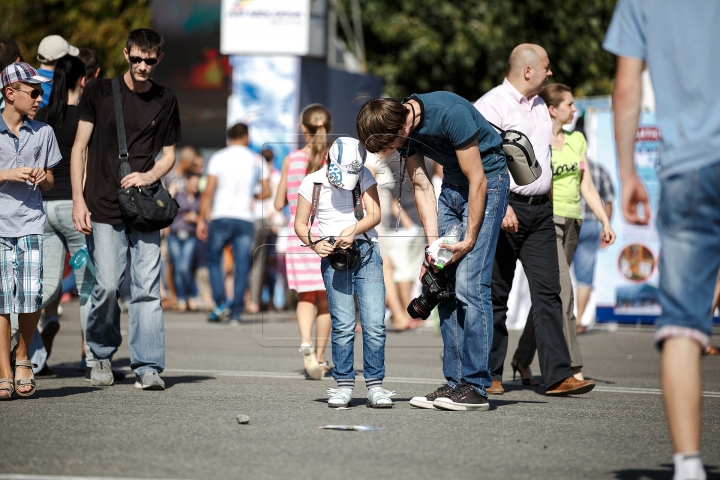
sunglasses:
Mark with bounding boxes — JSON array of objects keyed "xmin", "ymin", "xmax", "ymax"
[
  {"xmin": 15, "ymin": 88, "xmax": 44, "ymax": 99},
  {"xmin": 128, "ymin": 56, "xmax": 158, "ymax": 66}
]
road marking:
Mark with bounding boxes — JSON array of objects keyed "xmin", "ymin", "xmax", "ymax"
[
  {"xmin": 155, "ymin": 367, "xmax": 720, "ymax": 398},
  {"xmin": 0, "ymin": 475, "xmax": 184, "ymax": 480}
]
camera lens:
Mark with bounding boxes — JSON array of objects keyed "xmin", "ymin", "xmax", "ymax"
[
  {"xmin": 330, "ymin": 250, "xmax": 349, "ymax": 270},
  {"xmin": 407, "ymin": 295, "xmax": 434, "ymax": 320}
]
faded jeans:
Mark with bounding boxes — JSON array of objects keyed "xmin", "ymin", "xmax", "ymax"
[
  {"xmin": 85, "ymin": 222, "xmax": 165, "ymax": 375},
  {"xmin": 437, "ymin": 173, "xmax": 509, "ymax": 396}
]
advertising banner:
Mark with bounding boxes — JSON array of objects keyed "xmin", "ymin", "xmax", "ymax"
[{"xmin": 220, "ymin": 0, "xmax": 326, "ymax": 57}]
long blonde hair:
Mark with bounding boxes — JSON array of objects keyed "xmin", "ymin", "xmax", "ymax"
[{"xmin": 301, "ymin": 104, "xmax": 332, "ymax": 174}]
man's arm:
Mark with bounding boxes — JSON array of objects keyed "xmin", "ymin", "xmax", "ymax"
[
  {"xmin": 613, "ymin": 56, "xmax": 650, "ymax": 225},
  {"xmin": 254, "ymin": 178, "xmax": 271, "ymax": 199},
  {"xmin": 120, "ymin": 144, "xmax": 176, "ymax": 189},
  {"xmin": 71, "ymin": 120, "xmax": 95, "ymax": 234},
  {"xmin": 442, "ymin": 140, "xmax": 487, "ymax": 265},
  {"xmin": 407, "ymin": 152, "xmax": 438, "ymax": 243},
  {"xmin": 196, "ymin": 174, "xmax": 217, "ymax": 242}
]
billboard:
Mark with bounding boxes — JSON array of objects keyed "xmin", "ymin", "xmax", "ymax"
[{"xmin": 220, "ymin": 0, "xmax": 326, "ymax": 57}]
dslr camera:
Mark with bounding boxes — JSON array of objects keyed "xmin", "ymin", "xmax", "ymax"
[
  {"xmin": 327, "ymin": 237, "xmax": 361, "ymax": 271},
  {"xmin": 407, "ymin": 260, "xmax": 456, "ymax": 320}
]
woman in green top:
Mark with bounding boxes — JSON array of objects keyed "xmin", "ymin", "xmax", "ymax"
[{"xmin": 512, "ymin": 83, "xmax": 616, "ymax": 384}]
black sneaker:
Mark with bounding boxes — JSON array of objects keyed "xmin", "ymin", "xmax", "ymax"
[
  {"xmin": 409, "ymin": 384, "xmax": 454, "ymax": 409},
  {"xmin": 36, "ymin": 364, "xmax": 56, "ymax": 378},
  {"xmin": 433, "ymin": 382, "xmax": 490, "ymax": 411}
]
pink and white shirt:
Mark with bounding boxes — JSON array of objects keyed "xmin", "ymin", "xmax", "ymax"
[{"xmin": 474, "ymin": 78, "xmax": 553, "ymax": 196}]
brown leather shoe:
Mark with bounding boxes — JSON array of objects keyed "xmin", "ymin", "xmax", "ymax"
[
  {"xmin": 486, "ymin": 380, "xmax": 504, "ymax": 395},
  {"xmin": 545, "ymin": 376, "xmax": 596, "ymax": 395}
]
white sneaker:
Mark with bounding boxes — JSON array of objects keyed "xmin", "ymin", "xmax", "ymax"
[
  {"xmin": 367, "ymin": 387, "xmax": 396, "ymax": 408},
  {"xmin": 300, "ymin": 343, "xmax": 322, "ymax": 380},
  {"xmin": 327, "ymin": 388, "xmax": 353, "ymax": 408}
]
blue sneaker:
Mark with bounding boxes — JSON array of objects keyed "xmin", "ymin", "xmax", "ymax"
[{"xmin": 208, "ymin": 304, "xmax": 229, "ymax": 323}]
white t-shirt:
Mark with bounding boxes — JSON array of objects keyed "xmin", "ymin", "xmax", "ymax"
[
  {"xmin": 298, "ymin": 165, "xmax": 378, "ymax": 242},
  {"xmin": 207, "ymin": 144, "xmax": 268, "ymax": 222}
]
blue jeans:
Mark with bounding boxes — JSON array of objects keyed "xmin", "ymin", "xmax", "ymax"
[
  {"xmin": 85, "ymin": 222, "xmax": 165, "ymax": 375},
  {"xmin": 655, "ymin": 163, "xmax": 720, "ymax": 347},
  {"xmin": 167, "ymin": 233, "xmax": 198, "ymax": 301},
  {"xmin": 206, "ymin": 218, "xmax": 254, "ymax": 319},
  {"xmin": 572, "ymin": 219, "xmax": 601, "ymax": 287},
  {"xmin": 437, "ymin": 173, "xmax": 509, "ymax": 396},
  {"xmin": 321, "ymin": 240, "xmax": 386, "ymax": 382}
]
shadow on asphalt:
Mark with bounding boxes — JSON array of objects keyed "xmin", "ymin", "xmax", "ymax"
[
  {"xmin": 311, "ymin": 397, "xmax": 549, "ymax": 409},
  {"xmin": 34, "ymin": 386, "xmax": 97, "ymax": 398},
  {"xmin": 611, "ymin": 463, "xmax": 719, "ymax": 479},
  {"xmin": 163, "ymin": 375, "xmax": 214, "ymax": 389}
]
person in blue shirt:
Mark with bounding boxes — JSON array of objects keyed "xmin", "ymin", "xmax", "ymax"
[
  {"xmin": 605, "ymin": 1, "xmax": 720, "ymax": 478},
  {"xmin": 35, "ymin": 35, "xmax": 79, "ymax": 108},
  {"xmin": 357, "ymin": 92, "xmax": 509, "ymax": 411}
]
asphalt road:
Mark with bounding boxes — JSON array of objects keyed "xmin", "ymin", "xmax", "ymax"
[{"xmin": 1, "ymin": 300, "xmax": 719, "ymax": 480}]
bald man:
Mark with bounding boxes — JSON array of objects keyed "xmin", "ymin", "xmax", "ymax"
[{"xmin": 475, "ymin": 44, "xmax": 595, "ymax": 396}]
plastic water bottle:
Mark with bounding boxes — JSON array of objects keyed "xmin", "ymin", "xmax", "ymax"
[
  {"xmin": 69, "ymin": 245, "xmax": 95, "ymax": 276},
  {"xmin": 435, "ymin": 223, "xmax": 462, "ymax": 270}
]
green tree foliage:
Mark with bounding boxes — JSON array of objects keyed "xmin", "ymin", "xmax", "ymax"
[
  {"xmin": 352, "ymin": 0, "xmax": 618, "ymax": 100},
  {"xmin": 0, "ymin": 0, "xmax": 151, "ymax": 78}
]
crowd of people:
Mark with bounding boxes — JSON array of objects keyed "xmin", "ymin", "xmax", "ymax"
[{"xmin": 1, "ymin": 2, "xmax": 719, "ymax": 476}]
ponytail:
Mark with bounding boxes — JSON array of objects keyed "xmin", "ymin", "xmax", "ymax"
[
  {"xmin": 45, "ymin": 55, "xmax": 86, "ymax": 136},
  {"xmin": 301, "ymin": 104, "xmax": 332, "ymax": 174}
]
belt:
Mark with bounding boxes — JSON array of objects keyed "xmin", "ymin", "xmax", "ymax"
[{"xmin": 509, "ymin": 192, "xmax": 549, "ymax": 205}]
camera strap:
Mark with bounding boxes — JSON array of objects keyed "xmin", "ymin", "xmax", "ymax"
[
  {"xmin": 307, "ymin": 182, "xmax": 323, "ymax": 245},
  {"xmin": 352, "ymin": 182, "xmax": 371, "ymax": 242},
  {"xmin": 395, "ymin": 100, "xmax": 416, "ymax": 231}
]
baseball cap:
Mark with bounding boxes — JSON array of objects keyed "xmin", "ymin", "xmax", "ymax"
[
  {"xmin": 37, "ymin": 35, "xmax": 79, "ymax": 62},
  {"xmin": 327, "ymin": 137, "xmax": 368, "ymax": 190},
  {"xmin": 1, "ymin": 62, "xmax": 51, "ymax": 88}
]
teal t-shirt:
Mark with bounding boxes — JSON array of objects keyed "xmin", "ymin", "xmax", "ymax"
[{"xmin": 398, "ymin": 92, "xmax": 507, "ymax": 184}]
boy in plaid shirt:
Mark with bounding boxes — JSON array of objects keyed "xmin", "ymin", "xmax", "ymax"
[{"xmin": 0, "ymin": 62, "xmax": 61, "ymax": 399}]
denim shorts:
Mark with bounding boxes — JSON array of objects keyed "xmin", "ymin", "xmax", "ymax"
[
  {"xmin": 655, "ymin": 163, "xmax": 720, "ymax": 348},
  {"xmin": 0, "ymin": 234, "xmax": 43, "ymax": 314},
  {"xmin": 572, "ymin": 219, "xmax": 601, "ymax": 287}
]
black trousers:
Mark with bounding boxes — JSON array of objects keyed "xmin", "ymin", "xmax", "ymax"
[{"xmin": 489, "ymin": 199, "xmax": 572, "ymax": 387}]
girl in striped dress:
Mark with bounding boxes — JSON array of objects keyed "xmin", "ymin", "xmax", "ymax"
[{"xmin": 274, "ymin": 104, "xmax": 332, "ymax": 380}]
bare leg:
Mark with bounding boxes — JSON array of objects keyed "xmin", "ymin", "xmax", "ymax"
[
  {"xmin": 0, "ymin": 315, "xmax": 12, "ymax": 396},
  {"xmin": 576, "ymin": 285, "xmax": 592, "ymax": 328},
  {"xmin": 383, "ymin": 256, "xmax": 411, "ymax": 329},
  {"xmin": 661, "ymin": 337, "xmax": 702, "ymax": 453},
  {"xmin": 296, "ymin": 291, "xmax": 318, "ymax": 346},
  {"xmin": 14, "ymin": 312, "xmax": 42, "ymax": 393},
  {"xmin": 314, "ymin": 291, "xmax": 330, "ymax": 363}
]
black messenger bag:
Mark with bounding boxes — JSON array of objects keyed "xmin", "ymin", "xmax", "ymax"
[
  {"xmin": 113, "ymin": 78, "xmax": 178, "ymax": 232},
  {"xmin": 488, "ymin": 122, "xmax": 543, "ymax": 186}
]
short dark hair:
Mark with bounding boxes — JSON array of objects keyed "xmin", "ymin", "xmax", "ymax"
[
  {"xmin": 78, "ymin": 47, "xmax": 100, "ymax": 80},
  {"xmin": 356, "ymin": 98, "xmax": 406, "ymax": 153},
  {"xmin": 126, "ymin": 29, "xmax": 164, "ymax": 56},
  {"xmin": 0, "ymin": 38, "xmax": 22, "ymax": 70},
  {"xmin": 227, "ymin": 123, "xmax": 249, "ymax": 140}
]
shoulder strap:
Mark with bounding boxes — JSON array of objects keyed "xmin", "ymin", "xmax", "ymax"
[
  {"xmin": 112, "ymin": 78, "xmax": 132, "ymax": 174},
  {"xmin": 488, "ymin": 121, "xmax": 505, "ymax": 135},
  {"xmin": 352, "ymin": 181, "xmax": 371, "ymax": 242},
  {"xmin": 308, "ymin": 182, "xmax": 322, "ymax": 229}
]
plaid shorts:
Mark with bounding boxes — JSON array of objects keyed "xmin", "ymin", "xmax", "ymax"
[{"xmin": 0, "ymin": 235, "xmax": 43, "ymax": 314}]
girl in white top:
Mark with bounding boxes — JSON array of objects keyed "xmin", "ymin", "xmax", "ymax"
[{"xmin": 295, "ymin": 137, "xmax": 394, "ymax": 408}]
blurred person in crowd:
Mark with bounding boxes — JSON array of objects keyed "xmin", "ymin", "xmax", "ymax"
[
  {"xmin": 476, "ymin": 44, "xmax": 595, "ymax": 395},
  {"xmin": 196, "ymin": 123, "xmax": 269, "ymax": 324},
  {"xmin": 168, "ymin": 173, "xmax": 200, "ymax": 312},
  {"xmin": 357, "ymin": 91, "xmax": 509, "ymax": 412},
  {"xmin": 0, "ymin": 62, "xmax": 60, "ymax": 399},
  {"xmin": 385, "ymin": 153, "xmax": 428, "ymax": 331},
  {"xmin": 0, "ymin": 38, "xmax": 22, "ymax": 110},
  {"xmin": 274, "ymin": 104, "xmax": 332, "ymax": 379},
  {"xmin": 71, "ymin": 28, "xmax": 181, "ymax": 390},
  {"xmin": 35, "ymin": 35, "xmax": 79, "ymax": 108},
  {"xmin": 166, "ymin": 145, "xmax": 199, "ymax": 197},
  {"xmin": 33, "ymin": 55, "xmax": 99, "ymax": 377},
  {"xmin": 706, "ymin": 271, "xmax": 720, "ymax": 356},
  {"xmin": 605, "ymin": 2, "xmax": 720, "ymax": 478},
  {"xmin": 573, "ymin": 159, "xmax": 614, "ymax": 333},
  {"xmin": 246, "ymin": 148, "xmax": 284, "ymax": 313},
  {"xmin": 512, "ymin": 84, "xmax": 616, "ymax": 382},
  {"xmin": 77, "ymin": 47, "xmax": 100, "ymax": 81}
]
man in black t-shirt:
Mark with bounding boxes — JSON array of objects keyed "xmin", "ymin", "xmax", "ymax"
[{"xmin": 70, "ymin": 29, "xmax": 181, "ymax": 390}]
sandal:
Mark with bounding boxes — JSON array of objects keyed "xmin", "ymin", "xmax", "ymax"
[
  {"xmin": 0, "ymin": 378, "xmax": 13, "ymax": 401},
  {"xmin": 14, "ymin": 360, "xmax": 37, "ymax": 398}
]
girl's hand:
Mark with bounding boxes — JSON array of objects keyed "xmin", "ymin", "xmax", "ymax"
[
  {"xmin": 334, "ymin": 227, "xmax": 357, "ymax": 249},
  {"xmin": 312, "ymin": 239, "xmax": 335, "ymax": 258},
  {"xmin": 601, "ymin": 223, "xmax": 616, "ymax": 248}
]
